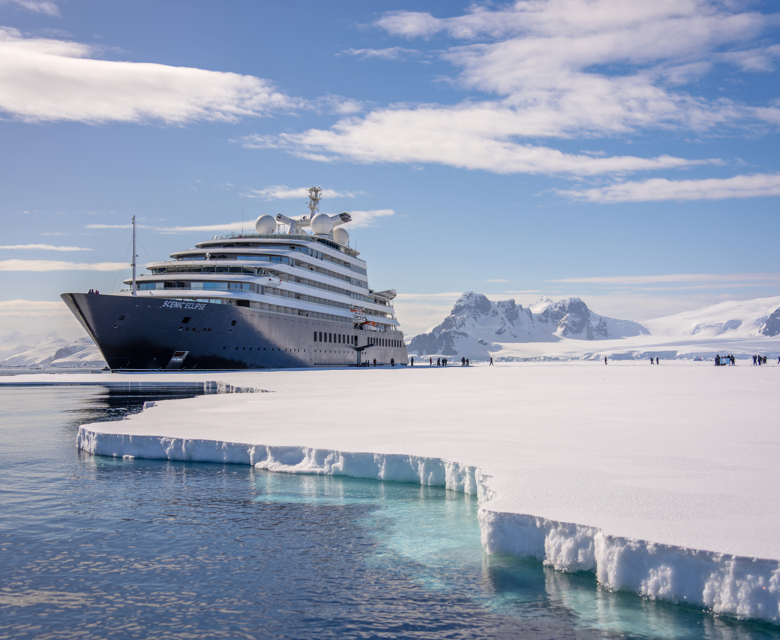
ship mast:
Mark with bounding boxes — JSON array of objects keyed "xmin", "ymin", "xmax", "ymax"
[
  {"xmin": 131, "ymin": 215, "xmax": 137, "ymax": 297},
  {"xmin": 307, "ymin": 186, "xmax": 322, "ymax": 220}
]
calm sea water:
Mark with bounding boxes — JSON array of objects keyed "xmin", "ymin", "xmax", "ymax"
[{"xmin": 1, "ymin": 385, "xmax": 778, "ymax": 640}]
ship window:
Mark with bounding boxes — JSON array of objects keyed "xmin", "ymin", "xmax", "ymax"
[
  {"xmin": 231, "ymin": 320, "xmax": 237, "ymax": 326},
  {"xmin": 319, "ymin": 332, "xmax": 322, "ymax": 341},
  {"xmin": 313, "ymin": 332, "xmax": 317, "ymax": 342},
  {"xmin": 181, "ymin": 317, "xmax": 191, "ymax": 324},
  {"xmin": 118, "ymin": 315, "xmax": 125, "ymax": 321}
]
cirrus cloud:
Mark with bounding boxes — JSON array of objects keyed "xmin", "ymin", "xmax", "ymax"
[
  {"xmin": 556, "ymin": 172, "xmax": 780, "ymax": 202},
  {"xmin": 0, "ymin": 259, "xmax": 126, "ymax": 271},
  {"xmin": 0, "ymin": 244, "xmax": 92, "ymax": 251}
]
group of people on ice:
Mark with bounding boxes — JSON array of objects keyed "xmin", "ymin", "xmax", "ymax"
[
  {"xmin": 752, "ymin": 355, "xmax": 771, "ymax": 366},
  {"xmin": 424, "ymin": 357, "xmax": 472, "ymax": 366},
  {"xmin": 715, "ymin": 354, "xmax": 736, "ymax": 366}
]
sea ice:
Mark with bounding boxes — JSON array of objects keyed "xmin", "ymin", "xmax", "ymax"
[{"xmin": 5, "ymin": 362, "xmax": 780, "ymax": 622}]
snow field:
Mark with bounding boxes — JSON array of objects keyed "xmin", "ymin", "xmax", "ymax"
[{"xmin": 7, "ymin": 362, "xmax": 780, "ymax": 623}]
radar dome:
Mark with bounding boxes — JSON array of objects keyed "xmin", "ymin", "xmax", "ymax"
[
  {"xmin": 334, "ymin": 227, "xmax": 349, "ymax": 246},
  {"xmin": 254, "ymin": 215, "xmax": 276, "ymax": 234},
  {"xmin": 311, "ymin": 213, "xmax": 334, "ymax": 235}
]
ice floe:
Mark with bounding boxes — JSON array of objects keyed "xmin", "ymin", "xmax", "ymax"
[{"xmin": 5, "ymin": 362, "xmax": 780, "ymax": 623}]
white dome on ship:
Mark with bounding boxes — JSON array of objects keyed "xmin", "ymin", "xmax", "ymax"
[
  {"xmin": 334, "ymin": 227, "xmax": 349, "ymax": 246},
  {"xmin": 311, "ymin": 213, "xmax": 334, "ymax": 235},
  {"xmin": 254, "ymin": 215, "xmax": 276, "ymax": 234}
]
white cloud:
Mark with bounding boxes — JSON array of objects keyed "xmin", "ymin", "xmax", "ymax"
[
  {"xmin": 313, "ymin": 94, "xmax": 365, "ymax": 115},
  {"xmin": 0, "ymin": 299, "xmax": 68, "ymax": 316},
  {"xmin": 245, "ymin": 2, "xmax": 779, "ymax": 177},
  {"xmin": 556, "ymin": 172, "xmax": 780, "ymax": 202},
  {"xmin": 486, "ymin": 279, "xmax": 509, "ymax": 282},
  {"xmin": 340, "ymin": 47, "xmax": 418, "ymax": 61},
  {"xmin": 244, "ymin": 119, "xmax": 706, "ymax": 176},
  {"xmin": 346, "ymin": 209, "xmax": 394, "ymax": 229},
  {"xmin": 86, "ymin": 224, "xmax": 147, "ymax": 229},
  {"xmin": 154, "ymin": 221, "xmax": 247, "ymax": 233},
  {"xmin": 0, "ymin": 244, "xmax": 92, "ymax": 251},
  {"xmin": 2, "ymin": 0, "xmax": 59, "ymax": 16},
  {"xmin": 0, "ymin": 299, "xmax": 86, "ymax": 341},
  {"xmin": 0, "ymin": 27, "xmax": 298, "ymax": 124},
  {"xmin": 0, "ymin": 259, "xmax": 126, "ymax": 271},
  {"xmin": 549, "ymin": 273, "xmax": 780, "ymax": 285},
  {"xmin": 243, "ymin": 186, "xmax": 363, "ymax": 200}
]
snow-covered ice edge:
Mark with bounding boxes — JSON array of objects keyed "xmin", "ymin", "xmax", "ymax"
[{"xmin": 77, "ymin": 425, "xmax": 780, "ymax": 625}]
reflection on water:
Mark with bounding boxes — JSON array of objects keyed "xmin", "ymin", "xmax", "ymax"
[{"xmin": 0, "ymin": 385, "xmax": 778, "ymax": 639}]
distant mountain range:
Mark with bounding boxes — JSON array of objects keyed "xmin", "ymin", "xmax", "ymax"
[
  {"xmin": 0, "ymin": 332, "xmax": 106, "ymax": 368},
  {"xmin": 2, "ymin": 293, "xmax": 778, "ymax": 366},
  {"xmin": 409, "ymin": 293, "xmax": 649, "ymax": 358},
  {"xmin": 408, "ymin": 293, "xmax": 780, "ymax": 361}
]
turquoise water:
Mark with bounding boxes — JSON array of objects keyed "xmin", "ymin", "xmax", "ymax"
[{"xmin": 1, "ymin": 385, "xmax": 779, "ymax": 639}]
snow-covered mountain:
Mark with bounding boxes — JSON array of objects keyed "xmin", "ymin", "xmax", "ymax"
[
  {"xmin": 0, "ymin": 331, "xmax": 49, "ymax": 360},
  {"xmin": 408, "ymin": 292, "xmax": 648, "ymax": 358},
  {"xmin": 643, "ymin": 296, "xmax": 780, "ymax": 340},
  {"xmin": 408, "ymin": 293, "xmax": 780, "ymax": 361},
  {"xmin": 0, "ymin": 334, "xmax": 106, "ymax": 368}
]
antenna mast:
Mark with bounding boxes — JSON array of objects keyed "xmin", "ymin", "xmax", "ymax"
[
  {"xmin": 307, "ymin": 186, "xmax": 322, "ymax": 220},
  {"xmin": 131, "ymin": 215, "xmax": 137, "ymax": 297}
]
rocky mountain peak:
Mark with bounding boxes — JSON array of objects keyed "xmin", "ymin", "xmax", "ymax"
[{"xmin": 408, "ymin": 292, "xmax": 649, "ymax": 358}]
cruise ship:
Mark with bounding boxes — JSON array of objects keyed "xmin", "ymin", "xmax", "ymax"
[{"xmin": 61, "ymin": 188, "xmax": 408, "ymax": 370}]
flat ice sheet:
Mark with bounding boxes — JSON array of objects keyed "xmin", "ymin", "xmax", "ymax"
[{"xmin": 6, "ymin": 361, "xmax": 779, "ymax": 561}]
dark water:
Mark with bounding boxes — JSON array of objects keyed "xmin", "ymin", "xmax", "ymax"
[{"xmin": 1, "ymin": 386, "xmax": 778, "ymax": 640}]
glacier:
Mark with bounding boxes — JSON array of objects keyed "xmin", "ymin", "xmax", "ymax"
[{"xmin": 5, "ymin": 362, "xmax": 780, "ymax": 624}]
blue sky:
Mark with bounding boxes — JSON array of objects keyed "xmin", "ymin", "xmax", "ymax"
[{"xmin": 1, "ymin": 0, "xmax": 779, "ymax": 339}]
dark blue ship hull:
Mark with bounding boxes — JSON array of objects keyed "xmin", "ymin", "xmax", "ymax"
[{"xmin": 61, "ymin": 293, "xmax": 408, "ymax": 371}]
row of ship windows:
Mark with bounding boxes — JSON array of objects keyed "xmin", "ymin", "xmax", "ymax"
[
  {"xmin": 163, "ymin": 297, "xmax": 361, "ymax": 325},
  {"xmin": 200, "ymin": 242, "xmax": 366, "ymax": 274},
  {"xmin": 314, "ymin": 332, "xmax": 402, "ymax": 349},
  {"xmin": 277, "ymin": 273, "xmax": 381, "ymax": 305},
  {"xmin": 137, "ymin": 281, "xmax": 391, "ymax": 319},
  {"xmin": 153, "ymin": 259, "xmax": 368, "ymax": 288},
  {"xmin": 141, "ymin": 272, "xmax": 379, "ymax": 306},
  {"xmin": 267, "ymin": 287, "xmax": 393, "ymax": 319},
  {"xmin": 139, "ymin": 281, "xmax": 256, "ymax": 292}
]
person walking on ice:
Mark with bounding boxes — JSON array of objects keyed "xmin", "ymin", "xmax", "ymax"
[
  {"xmin": 489, "ymin": 357, "xmax": 494, "ymax": 366},
  {"xmin": 604, "ymin": 356, "xmax": 608, "ymax": 365}
]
